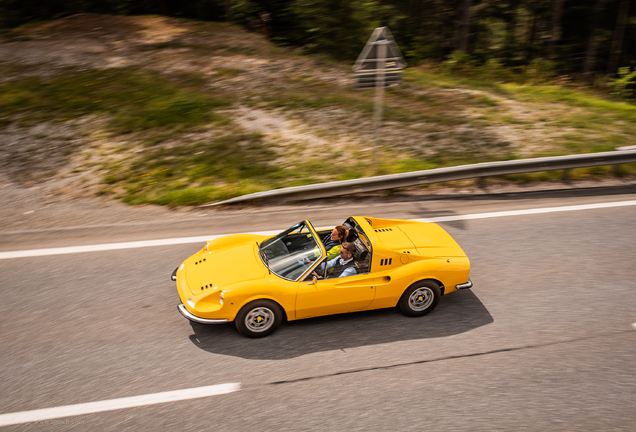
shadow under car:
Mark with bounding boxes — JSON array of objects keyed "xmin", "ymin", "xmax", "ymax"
[{"xmin": 188, "ymin": 289, "xmax": 493, "ymax": 360}]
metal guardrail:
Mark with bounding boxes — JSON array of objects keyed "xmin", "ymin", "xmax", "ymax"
[{"xmin": 203, "ymin": 150, "xmax": 636, "ymax": 206}]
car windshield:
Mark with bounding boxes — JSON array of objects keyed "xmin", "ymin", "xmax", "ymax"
[{"xmin": 258, "ymin": 221, "xmax": 323, "ymax": 281}]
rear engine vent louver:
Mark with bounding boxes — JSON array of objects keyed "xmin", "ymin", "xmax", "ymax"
[
  {"xmin": 375, "ymin": 228, "xmax": 394, "ymax": 232},
  {"xmin": 380, "ymin": 258, "xmax": 393, "ymax": 266}
]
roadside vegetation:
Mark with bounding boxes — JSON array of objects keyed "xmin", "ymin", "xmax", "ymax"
[{"xmin": 0, "ymin": 15, "xmax": 634, "ymax": 206}]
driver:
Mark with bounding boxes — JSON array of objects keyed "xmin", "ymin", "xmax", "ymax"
[{"xmin": 314, "ymin": 242, "xmax": 357, "ymax": 279}]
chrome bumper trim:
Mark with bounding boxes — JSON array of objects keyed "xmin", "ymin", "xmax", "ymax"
[
  {"xmin": 178, "ymin": 304, "xmax": 228, "ymax": 324},
  {"xmin": 456, "ymin": 278, "xmax": 473, "ymax": 290},
  {"xmin": 171, "ymin": 267, "xmax": 178, "ymax": 281}
]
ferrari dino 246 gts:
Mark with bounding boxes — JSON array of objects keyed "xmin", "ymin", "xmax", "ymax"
[{"xmin": 173, "ymin": 216, "xmax": 472, "ymax": 337}]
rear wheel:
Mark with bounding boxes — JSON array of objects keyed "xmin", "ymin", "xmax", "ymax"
[
  {"xmin": 235, "ymin": 300, "xmax": 283, "ymax": 338},
  {"xmin": 398, "ymin": 280, "xmax": 441, "ymax": 317}
]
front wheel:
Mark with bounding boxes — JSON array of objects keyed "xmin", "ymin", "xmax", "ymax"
[
  {"xmin": 398, "ymin": 280, "xmax": 441, "ymax": 317},
  {"xmin": 235, "ymin": 300, "xmax": 283, "ymax": 338}
]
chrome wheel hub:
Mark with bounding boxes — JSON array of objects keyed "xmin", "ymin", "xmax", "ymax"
[
  {"xmin": 408, "ymin": 287, "xmax": 434, "ymax": 311},
  {"xmin": 245, "ymin": 307, "xmax": 275, "ymax": 332}
]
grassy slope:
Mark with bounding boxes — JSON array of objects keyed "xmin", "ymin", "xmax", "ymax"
[{"xmin": 0, "ymin": 15, "xmax": 634, "ymax": 206}]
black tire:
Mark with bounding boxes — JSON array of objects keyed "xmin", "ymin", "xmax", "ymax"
[
  {"xmin": 398, "ymin": 280, "xmax": 441, "ymax": 317},
  {"xmin": 235, "ymin": 300, "xmax": 283, "ymax": 338}
]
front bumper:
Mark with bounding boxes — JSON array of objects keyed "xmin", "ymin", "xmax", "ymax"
[
  {"xmin": 455, "ymin": 278, "xmax": 473, "ymax": 290},
  {"xmin": 171, "ymin": 267, "xmax": 178, "ymax": 281},
  {"xmin": 178, "ymin": 303, "xmax": 228, "ymax": 325}
]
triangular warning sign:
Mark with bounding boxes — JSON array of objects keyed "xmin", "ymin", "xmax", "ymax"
[{"xmin": 353, "ymin": 27, "xmax": 406, "ymax": 72}]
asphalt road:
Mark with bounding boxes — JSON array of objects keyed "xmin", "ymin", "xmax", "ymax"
[{"xmin": 1, "ymin": 186, "xmax": 635, "ymax": 431}]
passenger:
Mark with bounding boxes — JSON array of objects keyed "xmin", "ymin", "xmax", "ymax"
[
  {"xmin": 314, "ymin": 242, "xmax": 357, "ymax": 279},
  {"xmin": 301, "ymin": 225, "xmax": 348, "ymax": 268},
  {"xmin": 322, "ymin": 225, "xmax": 348, "ymax": 260}
]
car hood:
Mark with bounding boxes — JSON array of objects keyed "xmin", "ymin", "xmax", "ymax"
[
  {"xmin": 375, "ymin": 223, "xmax": 467, "ymax": 257},
  {"xmin": 185, "ymin": 236, "xmax": 266, "ymax": 296}
]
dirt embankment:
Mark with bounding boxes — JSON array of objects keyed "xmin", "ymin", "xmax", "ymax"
[
  {"xmin": 0, "ymin": 15, "xmax": 314, "ymax": 193},
  {"xmin": 1, "ymin": 14, "xmax": 633, "ymax": 228},
  {"xmin": 0, "ymin": 15, "xmax": 515, "ymax": 193}
]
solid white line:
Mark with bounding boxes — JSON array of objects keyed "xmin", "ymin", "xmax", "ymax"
[
  {"xmin": 414, "ymin": 200, "xmax": 636, "ymax": 223},
  {"xmin": 1, "ymin": 200, "xmax": 635, "ymax": 260},
  {"xmin": 0, "ymin": 235, "xmax": 219, "ymax": 259},
  {"xmin": 0, "ymin": 383, "xmax": 240, "ymax": 427},
  {"xmin": 0, "ymin": 230, "xmax": 280, "ymax": 260}
]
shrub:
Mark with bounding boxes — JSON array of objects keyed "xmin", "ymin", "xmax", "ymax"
[{"xmin": 612, "ymin": 67, "xmax": 636, "ymax": 98}]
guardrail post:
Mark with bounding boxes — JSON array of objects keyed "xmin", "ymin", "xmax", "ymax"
[
  {"xmin": 613, "ymin": 164, "xmax": 622, "ymax": 177},
  {"xmin": 562, "ymin": 169, "xmax": 571, "ymax": 182}
]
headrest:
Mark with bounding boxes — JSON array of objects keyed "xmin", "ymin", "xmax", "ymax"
[
  {"xmin": 354, "ymin": 250, "xmax": 368, "ymax": 261},
  {"xmin": 352, "ymin": 239, "xmax": 368, "ymax": 261}
]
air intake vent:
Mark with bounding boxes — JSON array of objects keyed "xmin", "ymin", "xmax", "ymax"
[
  {"xmin": 380, "ymin": 258, "xmax": 393, "ymax": 266},
  {"xmin": 375, "ymin": 228, "xmax": 394, "ymax": 232}
]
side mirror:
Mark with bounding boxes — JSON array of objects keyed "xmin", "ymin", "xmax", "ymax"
[{"xmin": 308, "ymin": 275, "xmax": 318, "ymax": 285}]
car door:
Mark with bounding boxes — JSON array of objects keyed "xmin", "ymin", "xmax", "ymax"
[{"xmin": 295, "ymin": 271, "xmax": 376, "ymax": 319}]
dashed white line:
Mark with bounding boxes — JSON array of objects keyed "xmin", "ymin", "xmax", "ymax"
[
  {"xmin": 0, "ymin": 383, "xmax": 240, "ymax": 427},
  {"xmin": 1, "ymin": 200, "xmax": 635, "ymax": 260},
  {"xmin": 631, "ymin": 323, "xmax": 636, "ymax": 331}
]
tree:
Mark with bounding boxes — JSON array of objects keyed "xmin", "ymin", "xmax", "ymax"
[
  {"xmin": 287, "ymin": 0, "xmax": 379, "ymax": 60},
  {"xmin": 582, "ymin": 0, "xmax": 610, "ymax": 79},
  {"xmin": 547, "ymin": 0, "xmax": 565, "ymax": 60},
  {"xmin": 457, "ymin": 0, "xmax": 475, "ymax": 52},
  {"xmin": 456, "ymin": 0, "xmax": 497, "ymax": 53},
  {"xmin": 607, "ymin": 0, "xmax": 631, "ymax": 74}
]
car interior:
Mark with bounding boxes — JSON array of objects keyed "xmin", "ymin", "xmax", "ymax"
[{"xmin": 316, "ymin": 217, "xmax": 372, "ymax": 275}]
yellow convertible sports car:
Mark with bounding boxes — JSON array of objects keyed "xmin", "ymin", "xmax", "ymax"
[{"xmin": 173, "ymin": 216, "xmax": 472, "ymax": 338}]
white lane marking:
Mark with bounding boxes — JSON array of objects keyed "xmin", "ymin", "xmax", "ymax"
[
  {"xmin": 0, "ymin": 383, "xmax": 240, "ymax": 427},
  {"xmin": 413, "ymin": 200, "xmax": 636, "ymax": 223},
  {"xmin": 1, "ymin": 200, "xmax": 635, "ymax": 260},
  {"xmin": 0, "ymin": 230, "xmax": 280, "ymax": 260}
]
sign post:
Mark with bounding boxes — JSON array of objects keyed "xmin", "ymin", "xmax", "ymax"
[
  {"xmin": 353, "ymin": 27, "xmax": 406, "ymax": 149},
  {"xmin": 373, "ymin": 40, "xmax": 387, "ymax": 146}
]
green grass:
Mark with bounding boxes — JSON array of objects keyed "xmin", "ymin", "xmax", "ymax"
[
  {"xmin": 503, "ymin": 83, "xmax": 636, "ymax": 114},
  {"xmin": 107, "ymin": 131, "xmax": 286, "ymax": 206},
  {"xmin": 215, "ymin": 68, "xmax": 244, "ymax": 78},
  {"xmin": 0, "ymin": 68, "xmax": 230, "ymax": 132},
  {"xmin": 137, "ymin": 41, "xmax": 192, "ymax": 50},
  {"xmin": 404, "ymin": 68, "xmax": 509, "ymax": 94},
  {"xmin": 263, "ymin": 74, "xmax": 471, "ymax": 126}
]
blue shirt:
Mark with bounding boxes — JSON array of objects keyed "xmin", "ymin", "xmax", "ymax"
[{"xmin": 325, "ymin": 256, "xmax": 357, "ymax": 278}]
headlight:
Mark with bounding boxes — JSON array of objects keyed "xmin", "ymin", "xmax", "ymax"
[
  {"xmin": 186, "ymin": 299, "xmax": 195, "ymax": 308},
  {"xmin": 178, "ymin": 263, "xmax": 184, "ymax": 271},
  {"xmin": 219, "ymin": 291, "xmax": 224, "ymax": 305},
  {"xmin": 204, "ymin": 243, "xmax": 209, "ymax": 252}
]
